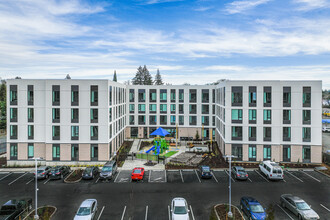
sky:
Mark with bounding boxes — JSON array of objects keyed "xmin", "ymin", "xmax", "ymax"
[{"xmin": 0, "ymin": 0, "xmax": 330, "ymax": 88}]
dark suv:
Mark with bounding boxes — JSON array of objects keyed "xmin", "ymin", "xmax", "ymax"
[
  {"xmin": 82, "ymin": 166, "xmax": 99, "ymax": 180},
  {"xmin": 199, "ymin": 165, "xmax": 212, "ymax": 179},
  {"xmin": 49, "ymin": 166, "xmax": 71, "ymax": 180},
  {"xmin": 99, "ymin": 161, "xmax": 117, "ymax": 181}
]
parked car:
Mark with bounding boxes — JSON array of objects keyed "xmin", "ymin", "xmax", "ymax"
[
  {"xmin": 0, "ymin": 198, "xmax": 32, "ymax": 220},
  {"xmin": 74, "ymin": 199, "xmax": 98, "ymax": 220},
  {"xmin": 199, "ymin": 165, "xmax": 212, "ymax": 179},
  {"xmin": 322, "ymin": 127, "xmax": 330, "ymax": 132},
  {"xmin": 34, "ymin": 166, "xmax": 52, "ymax": 180},
  {"xmin": 259, "ymin": 160, "xmax": 283, "ymax": 180},
  {"xmin": 49, "ymin": 166, "xmax": 71, "ymax": 180},
  {"xmin": 170, "ymin": 197, "xmax": 190, "ymax": 220},
  {"xmin": 240, "ymin": 197, "xmax": 266, "ymax": 220},
  {"xmin": 82, "ymin": 166, "xmax": 99, "ymax": 180},
  {"xmin": 232, "ymin": 166, "xmax": 248, "ymax": 180},
  {"xmin": 99, "ymin": 160, "xmax": 117, "ymax": 181},
  {"xmin": 280, "ymin": 194, "xmax": 319, "ymax": 220},
  {"xmin": 131, "ymin": 167, "xmax": 145, "ymax": 181}
]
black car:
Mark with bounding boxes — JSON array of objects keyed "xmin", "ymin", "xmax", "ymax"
[
  {"xmin": 0, "ymin": 198, "xmax": 32, "ymax": 220},
  {"xmin": 49, "ymin": 166, "xmax": 71, "ymax": 180},
  {"xmin": 199, "ymin": 165, "xmax": 212, "ymax": 179},
  {"xmin": 82, "ymin": 166, "xmax": 99, "ymax": 180}
]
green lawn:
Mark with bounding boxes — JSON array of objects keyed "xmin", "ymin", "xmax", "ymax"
[{"xmin": 163, "ymin": 151, "xmax": 178, "ymax": 158}]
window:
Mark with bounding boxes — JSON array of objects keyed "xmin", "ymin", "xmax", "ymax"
[
  {"xmin": 283, "ymin": 145, "xmax": 291, "ymax": 162},
  {"xmin": 52, "ymin": 108, "xmax": 60, "ymax": 123},
  {"xmin": 160, "ymin": 115, "xmax": 167, "ymax": 125},
  {"xmin": 91, "ymin": 144, "xmax": 98, "ymax": 161},
  {"xmin": 302, "ymin": 145, "xmax": 311, "ymax": 163},
  {"xmin": 231, "ymin": 109, "xmax": 242, "ymax": 123},
  {"xmin": 109, "ymin": 108, "xmax": 112, "ymax": 121},
  {"xmin": 231, "ymin": 87, "xmax": 242, "ymax": 106},
  {"xmin": 10, "ymin": 125, "xmax": 17, "ymax": 139},
  {"xmin": 129, "ymin": 104, "xmax": 135, "ymax": 113},
  {"xmin": 10, "ymin": 85, "xmax": 17, "ymax": 105},
  {"xmin": 202, "ymin": 105, "xmax": 209, "ymax": 114},
  {"xmin": 263, "ymin": 145, "xmax": 271, "ymax": 160},
  {"xmin": 171, "ymin": 89, "xmax": 176, "ymax": 102},
  {"xmin": 303, "ymin": 110, "xmax": 311, "ymax": 125},
  {"xmin": 91, "ymin": 126, "xmax": 98, "ymax": 140},
  {"xmin": 149, "ymin": 89, "xmax": 156, "ymax": 102},
  {"xmin": 202, "ymin": 116, "xmax": 209, "ymax": 126},
  {"xmin": 160, "ymin": 104, "xmax": 167, "ymax": 113},
  {"xmin": 283, "ymin": 127, "xmax": 291, "ymax": 141},
  {"xmin": 283, "ymin": 87, "xmax": 291, "ymax": 107},
  {"xmin": 52, "ymin": 126, "xmax": 60, "ymax": 140},
  {"xmin": 212, "ymin": 116, "xmax": 215, "ymax": 126},
  {"xmin": 263, "ymin": 110, "xmax": 271, "ymax": 124},
  {"xmin": 179, "ymin": 116, "xmax": 184, "ymax": 125},
  {"xmin": 189, "ymin": 116, "xmax": 197, "ymax": 125},
  {"xmin": 71, "ymin": 144, "xmax": 79, "ymax": 161},
  {"xmin": 263, "ymin": 127, "xmax": 271, "ymax": 141},
  {"xmin": 249, "ymin": 109, "xmax": 256, "ymax": 124},
  {"xmin": 90, "ymin": 85, "xmax": 98, "ymax": 106},
  {"xmin": 189, "ymin": 89, "xmax": 197, "ymax": 103},
  {"xmin": 71, "ymin": 126, "xmax": 79, "ymax": 140},
  {"xmin": 283, "ymin": 110, "xmax": 291, "ymax": 124},
  {"xmin": 27, "ymin": 85, "xmax": 34, "ymax": 105},
  {"xmin": 129, "ymin": 89, "xmax": 135, "ymax": 102},
  {"xmin": 160, "ymin": 89, "xmax": 167, "ymax": 102},
  {"xmin": 90, "ymin": 109, "xmax": 98, "ymax": 123},
  {"xmin": 138, "ymin": 89, "xmax": 145, "ymax": 102},
  {"xmin": 28, "ymin": 143, "xmax": 34, "ymax": 159},
  {"xmin": 149, "ymin": 104, "xmax": 156, "ymax": 113},
  {"xmin": 149, "ymin": 115, "xmax": 157, "ymax": 125},
  {"xmin": 109, "ymin": 86, "xmax": 112, "ymax": 105},
  {"xmin": 10, "ymin": 108, "xmax": 17, "ymax": 122},
  {"xmin": 202, "ymin": 89, "xmax": 209, "ymax": 103},
  {"xmin": 232, "ymin": 144, "xmax": 243, "ymax": 161},
  {"xmin": 232, "ymin": 126, "xmax": 242, "ymax": 140},
  {"xmin": 179, "ymin": 89, "xmax": 184, "ymax": 102},
  {"xmin": 28, "ymin": 125, "xmax": 34, "ymax": 140},
  {"xmin": 71, "ymin": 85, "xmax": 79, "ymax": 106},
  {"xmin": 249, "ymin": 127, "xmax": 256, "ymax": 141},
  {"xmin": 138, "ymin": 115, "xmax": 145, "ymax": 125},
  {"xmin": 10, "ymin": 143, "xmax": 17, "ymax": 160},
  {"xmin": 138, "ymin": 104, "xmax": 146, "ymax": 113},
  {"xmin": 171, "ymin": 104, "xmax": 176, "ymax": 113},
  {"xmin": 249, "ymin": 145, "xmax": 256, "ymax": 161},
  {"xmin": 302, "ymin": 127, "xmax": 311, "ymax": 142},
  {"xmin": 52, "ymin": 144, "xmax": 60, "ymax": 161},
  {"xmin": 263, "ymin": 87, "xmax": 271, "ymax": 107},
  {"xmin": 129, "ymin": 115, "xmax": 135, "ymax": 125},
  {"xmin": 52, "ymin": 85, "xmax": 60, "ymax": 106},
  {"xmin": 170, "ymin": 115, "xmax": 176, "ymax": 125},
  {"xmin": 212, "ymin": 89, "xmax": 215, "ymax": 103},
  {"xmin": 189, "ymin": 104, "xmax": 196, "ymax": 114},
  {"xmin": 71, "ymin": 109, "xmax": 79, "ymax": 123},
  {"xmin": 131, "ymin": 127, "xmax": 138, "ymax": 138},
  {"xmin": 249, "ymin": 86, "xmax": 256, "ymax": 107},
  {"xmin": 109, "ymin": 124, "xmax": 112, "ymax": 138},
  {"xmin": 27, "ymin": 108, "xmax": 34, "ymax": 122},
  {"xmin": 303, "ymin": 87, "xmax": 311, "ymax": 107}
]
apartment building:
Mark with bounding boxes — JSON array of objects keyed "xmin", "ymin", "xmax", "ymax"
[{"xmin": 6, "ymin": 79, "xmax": 322, "ymax": 165}]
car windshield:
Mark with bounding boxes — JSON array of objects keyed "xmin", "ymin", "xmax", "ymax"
[
  {"xmin": 133, "ymin": 169, "xmax": 141, "ymax": 174},
  {"xmin": 37, "ymin": 170, "xmax": 44, "ymax": 173},
  {"xmin": 202, "ymin": 167, "xmax": 210, "ymax": 172},
  {"xmin": 77, "ymin": 207, "xmax": 91, "ymax": 216},
  {"xmin": 174, "ymin": 206, "xmax": 187, "ymax": 214},
  {"xmin": 237, "ymin": 169, "xmax": 245, "ymax": 173},
  {"xmin": 102, "ymin": 166, "xmax": 112, "ymax": 172},
  {"xmin": 51, "ymin": 169, "xmax": 59, "ymax": 173},
  {"xmin": 250, "ymin": 204, "xmax": 264, "ymax": 213},
  {"xmin": 273, "ymin": 169, "xmax": 282, "ymax": 174},
  {"xmin": 296, "ymin": 202, "xmax": 310, "ymax": 210},
  {"xmin": 85, "ymin": 168, "xmax": 92, "ymax": 173}
]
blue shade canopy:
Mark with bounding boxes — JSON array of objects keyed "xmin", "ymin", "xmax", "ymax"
[
  {"xmin": 323, "ymin": 119, "xmax": 330, "ymax": 123},
  {"xmin": 150, "ymin": 127, "xmax": 170, "ymax": 136}
]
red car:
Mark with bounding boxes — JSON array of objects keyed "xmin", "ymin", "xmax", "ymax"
[{"xmin": 131, "ymin": 167, "xmax": 145, "ymax": 181}]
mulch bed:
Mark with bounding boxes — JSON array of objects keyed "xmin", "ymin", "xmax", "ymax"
[
  {"xmin": 140, "ymin": 141, "xmax": 153, "ymax": 150},
  {"xmin": 65, "ymin": 169, "xmax": 83, "ymax": 182},
  {"xmin": 0, "ymin": 157, "xmax": 6, "ymax": 168},
  {"xmin": 116, "ymin": 141, "xmax": 133, "ymax": 167},
  {"xmin": 215, "ymin": 204, "xmax": 243, "ymax": 220},
  {"xmin": 24, "ymin": 206, "xmax": 56, "ymax": 220}
]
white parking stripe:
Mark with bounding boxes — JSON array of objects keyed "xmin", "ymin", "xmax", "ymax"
[
  {"xmin": 194, "ymin": 170, "xmax": 201, "ymax": 183},
  {"xmin": 189, "ymin": 205, "xmax": 195, "ymax": 220},
  {"xmin": 225, "ymin": 170, "xmax": 235, "ymax": 182},
  {"xmin": 165, "ymin": 170, "xmax": 167, "ymax": 183},
  {"xmin": 148, "ymin": 170, "xmax": 151, "ymax": 183},
  {"xmin": 121, "ymin": 206, "xmax": 126, "ymax": 220},
  {"xmin": 247, "ymin": 178, "xmax": 252, "ymax": 182},
  {"xmin": 97, "ymin": 206, "xmax": 105, "ymax": 220},
  {"xmin": 8, "ymin": 172, "xmax": 28, "ymax": 185},
  {"xmin": 0, "ymin": 172, "xmax": 12, "ymax": 181},
  {"xmin": 114, "ymin": 170, "xmax": 121, "ymax": 183},
  {"xmin": 300, "ymin": 171, "xmax": 321, "ymax": 182},
  {"xmin": 254, "ymin": 170, "xmax": 269, "ymax": 182},
  {"xmin": 168, "ymin": 205, "xmax": 171, "ymax": 220},
  {"xmin": 180, "ymin": 170, "xmax": 184, "ymax": 183},
  {"xmin": 277, "ymin": 204, "xmax": 294, "ymax": 220},
  {"xmin": 43, "ymin": 178, "xmax": 50, "ymax": 184},
  {"xmin": 211, "ymin": 172, "xmax": 218, "ymax": 182},
  {"xmin": 145, "ymin": 205, "xmax": 148, "ymax": 220},
  {"xmin": 285, "ymin": 171, "xmax": 303, "ymax": 182},
  {"xmin": 95, "ymin": 177, "xmax": 100, "ymax": 184},
  {"xmin": 26, "ymin": 178, "xmax": 34, "ymax": 185},
  {"xmin": 320, "ymin": 204, "xmax": 330, "ymax": 213}
]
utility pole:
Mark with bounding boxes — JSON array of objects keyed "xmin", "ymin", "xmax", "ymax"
[{"xmin": 223, "ymin": 155, "xmax": 237, "ymax": 218}]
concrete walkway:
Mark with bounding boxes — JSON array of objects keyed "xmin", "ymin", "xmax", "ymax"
[
  {"xmin": 120, "ymin": 159, "xmax": 165, "ymax": 171},
  {"xmin": 129, "ymin": 139, "xmax": 140, "ymax": 154}
]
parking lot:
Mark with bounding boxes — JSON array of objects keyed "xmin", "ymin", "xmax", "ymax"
[{"xmin": 0, "ymin": 169, "xmax": 329, "ymax": 219}]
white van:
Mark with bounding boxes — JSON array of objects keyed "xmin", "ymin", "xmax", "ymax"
[{"xmin": 259, "ymin": 160, "xmax": 283, "ymax": 180}]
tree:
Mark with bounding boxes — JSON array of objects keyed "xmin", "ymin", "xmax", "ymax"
[
  {"xmin": 113, "ymin": 70, "xmax": 117, "ymax": 82},
  {"xmin": 132, "ymin": 66, "xmax": 144, "ymax": 85},
  {"xmin": 0, "ymin": 82, "xmax": 6, "ymax": 130},
  {"xmin": 143, "ymin": 65, "xmax": 153, "ymax": 85},
  {"xmin": 195, "ymin": 130, "xmax": 200, "ymax": 140},
  {"xmin": 154, "ymin": 69, "xmax": 164, "ymax": 85}
]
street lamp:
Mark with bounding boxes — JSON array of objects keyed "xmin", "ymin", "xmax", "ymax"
[
  {"xmin": 30, "ymin": 157, "xmax": 43, "ymax": 220},
  {"xmin": 223, "ymin": 155, "xmax": 237, "ymax": 218}
]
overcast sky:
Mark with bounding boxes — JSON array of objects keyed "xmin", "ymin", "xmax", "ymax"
[{"xmin": 0, "ymin": 0, "xmax": 330, "ymax": 88}]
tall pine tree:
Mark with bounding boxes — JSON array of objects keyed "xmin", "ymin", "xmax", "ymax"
[
  {"xmin": 132, "ymin": 66, "xmax": 144, "ymax": 85},
  {"xmin": 113, "ymin": 70, "xmax": 117, "ymax": 82},
  {"xmin": 142, "ymin": 65, "xmax": 153, "ymax": 85},
  {"xmin": 154, "ymin": 69, "xmax": 164, "ymax": 85}
]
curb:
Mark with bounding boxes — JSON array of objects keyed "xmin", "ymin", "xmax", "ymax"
[
  {"xmin": 64, "ymin": 170, "xmax": 82, "ymax": 184},
  {"xmin": 23, "ymin": 205, "xmax": 57, "ymax": 220},
  {"xmin": 213, "ymin": 203, "xmax": 244, "ymax": 220}
]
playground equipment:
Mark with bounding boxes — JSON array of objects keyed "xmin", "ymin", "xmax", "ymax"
[{"xmin": 146, "ymin": 139, "xmax": 169, "ymax": 155}]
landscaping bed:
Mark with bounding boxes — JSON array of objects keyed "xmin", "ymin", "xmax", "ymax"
[
  {"xmin": 116, "ymin": 141, "xmax": 133, "ymax": 167},
  {"xmin": 24, "ymin": 206, "xmax": 56, "ymax": 220},
  {"xmin": 0, "ymin": 157, "xmax": 6, "ymax": 168},
  {"xmin": 64, "ymin": 169, "xmax": 83, "ymax": 183},
  {"xmin": 140, "ymin": 140, "xmax": 153, "ymax": 150},
  {"xmin": 214, "ymin": 204, "xmax": 243, "ymax": 220}
]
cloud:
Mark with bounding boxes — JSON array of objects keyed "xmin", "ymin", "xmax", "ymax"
[
  {"xmin": 293, "ymin": 0, "xmax": 330, "ymax": 11},
  {"xmin": 140, "ymin": 0, "xmax": 184, "ymax": 5},
  {"xmin": 225, "ymin": 0, "xmax": 271, "ymax": 14}
]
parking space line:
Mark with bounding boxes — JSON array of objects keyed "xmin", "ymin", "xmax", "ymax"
[
  {"xmin": 180, "ymin": 170, "xmax": 184, "ymax": 183},
  {"xmin": 247, "ymin": 178, "xmax": 252, "ymax": 182},
  {"xmin": 300, "ymin": 171, "xmax": 321, "ymax": 182},
  {"xmin": 320, "ymin": 204, "xmax": 330, "ymax": 213},
  {"xmin": 168, "ymin": 205, "xmax": 171, "ymax": 220},
  {"xmin": 194, "ymin": 170, "xmax": 201, "ymax": 183},
  {"xmin": 26, "ymin": 178, "xmax": 34, "ymax": 185},
  {"xmin": 0, "ymin": 172, "xmax": 12, "ymax": 181},
  {"xmin": 114, "ymin": 170, "xmax": 121, "ymax": 183},
  {"xmin": 121, "ymin": 206, "xmax": 126, "ymax": 220},
  {"xmin": 189, "ymin": 205, "xmax": 195, "ymax": 220},
  {"xmin": 165, "ymin": 170, "xmax": 167, "ymax": 183},
  {"xmin": 277, "ymin": 204, "xmax": 294, "ymax": 220},
  {"xmin": 145, "ymin": 205, "xmax": 148, "ymax": 220},
  {"xmin": 97, "ymin": 206, "xmax": 105, "ymax": 220},
  {"xmin": 95, "ymin": 177, "xmax": 100, "ymax": 184},
  {"xmin": 211, "ymin": 172, "xmax": 218, "ymax": 182},
  {"xmin": 225, "ymin": 170, "xmax": 235, "ymax": 182},
  {"xmin": 285, "ymin": 171, "xmax": 303, "ymax": 182},
  {"xmin": 254, "ymin": 170, "xmax": 269, "ymax": 182},
  {"xmin": 148, "ymin": 170, "xmax": 151, "ymax": 182},
  {"xmin": 8, "ymin": 172, "xmax": 28, "ymax": 185},
  {"xmin": 43, "ymin": 178, "xmax": 50, "ymax": 184}
]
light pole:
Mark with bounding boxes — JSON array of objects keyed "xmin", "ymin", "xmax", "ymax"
[
  {"xmin": 31, "ymin": 157, "xmax": 43, "ymax": 220},
  {"xmin": 223, "ymin": 155, "xmax": 237, "ymax": 218}
]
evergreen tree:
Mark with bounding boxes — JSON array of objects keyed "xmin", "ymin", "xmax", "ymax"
[
  {"xmin": 113, "ymin": 70, "xmax": 117, "ymax": 82},
  {"xmin": 154, "ymin": 69, "xmax": 164, "ymax": 85},
  {"xmin": 142, "ymin": 65, "xmax": 153, "ymax": 85},
  {"xmin": 132, "ymin": 66, "xmax": 144, "ymax": 85}
]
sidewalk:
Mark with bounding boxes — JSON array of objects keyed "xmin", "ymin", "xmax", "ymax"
[
  {"xmin": 129, "ymin": 139, "xmax": 140, "ymax": 154},
  {"xmin": 120, "ymin": 159, "xmax": 165, "ymax": 171}
]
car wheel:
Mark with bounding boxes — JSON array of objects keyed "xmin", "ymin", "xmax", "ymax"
[{"xmin": 298, "ymin": 214, "xmax": 302, "ymax": 220}]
